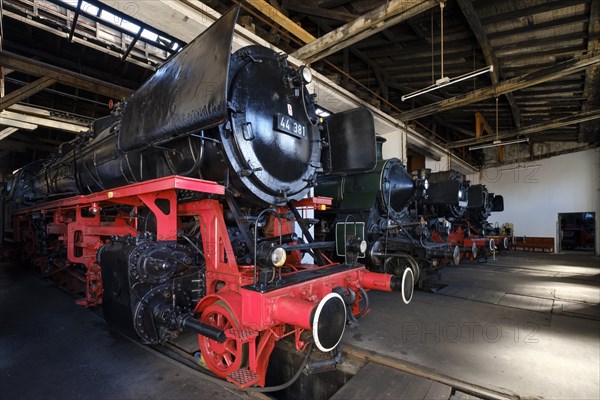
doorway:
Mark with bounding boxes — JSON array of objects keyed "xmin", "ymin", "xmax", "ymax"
[{"xmin": 558, "ymin": 212, "xmax": 596, "ymax": 253}]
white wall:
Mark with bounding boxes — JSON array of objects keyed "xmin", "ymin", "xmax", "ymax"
[
  {"xmin": 426, "ymin": 155, "xmax": 447, "ymax": 172},
  {"xmin": 470, "ymin": 149, "xmax": 600, "ymax": 255},
  {"xmin": 381, "ymin": 129, "xmax": 407, "ymax": 164},
  {"xmin": 425, "ymin": 154, "xmax": 475, "ymax": 176}
]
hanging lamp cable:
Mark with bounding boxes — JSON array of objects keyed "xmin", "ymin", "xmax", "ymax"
[
  {"xmin": 0, "ymin": 0, "xmax": 4, "ymax": 98},
  {"xmin": 495, "ymin": 97, "xmax": 499, "ymax": 143},
  {"xmin": 431, "ymin": 12, "xmax": 434, "ymax": 85},
  {"xmin": 440, "ymin": 0, "xmax": 445, "ymax": 80}
]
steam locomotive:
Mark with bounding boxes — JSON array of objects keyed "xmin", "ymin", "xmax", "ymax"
[
  {"xmin": 427, "ymin": 176, "xmax": 509, "ymax": 257},
  {"xmin": 465, "ymin": 184, "xmax": 512, "ymax": 250},
  {"xmin": 315, "ymin": 138, "xmax": 463, "ymax": 287},
  {"xmin": 314, "ymin": 138, "xmax": 509, "ymax": 286},
  {"xmin": 1, "ymin": 6, "xmax": 411, "ymax": 388}
]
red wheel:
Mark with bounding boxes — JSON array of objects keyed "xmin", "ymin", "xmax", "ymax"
[{"xmin": 198, "ymin": 301, "xmax": 247, "ymax": 378}]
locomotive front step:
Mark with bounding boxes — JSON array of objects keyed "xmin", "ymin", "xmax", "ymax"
[{"xmin": 227, "ymin": 368, "xmax": 260, "ymax": 388}]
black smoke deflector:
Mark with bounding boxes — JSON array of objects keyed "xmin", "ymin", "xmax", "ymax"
[
  {"xmin": 491, "ymin": 195, "xmax": 504, "ymax": 212},
  {"xmin": 467, "ymin": 184, "xmax": 485, "ymax": 208},
  {"xmin": 118, "ymin": 5, "xmax": 241, "ymax": 151},
  {"xmin": 323, "ymin": 107, "xmax": 377, "ymax": 174}
]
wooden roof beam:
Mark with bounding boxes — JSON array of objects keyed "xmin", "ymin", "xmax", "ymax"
[
  {"xmin": 0, "ymin": 51, "xmax": 134, "ymax": 100},
  {"xmin": 242, "ymin": 0, "xmax": 316, "ymax": 44},
  {"xmin": 347, "ymin": 47, "xmax": 389, "ymax": 100},
  {"xmin": 434, "ymin": 116, "xmax": 475, "ymax": 137},
  {"xmin": 487, "ymin": 14, "xmax": 588, "ymax": 40},
  {"xmin": 456, "ymin": 0, "xmax": 522, "ymax": 128},
  {"xmin": 0, "ymin": 127, "xmax": 19, "ymax": 141},
  {"xmin": 446, "ymin": 110, "xmax": 600, "ymax": 149},
  {"xmin": 0, "ymin": 110, "xmax": 89, "ymax": 133},
  {"xmin": 283, "ymin": 1, "xmax": 356, "ymax": 22},
  {"xmin": 578, "ymin": 0, "xmax": 600, "ymax": 142},
  {"xmin": 319, "ymin": 0, "xmax": 354, "ymax": 8},
  {"xmin": 0, "ymin": 76, "xmax": 57, "ymax": 112},
  {"xmin": 475, "ymin": 112, "xmax": 493, "ymax": 137},
  {"xmin": 0, "ymin": 117, "xmax": 38, "ymax": 130},
  {"xmin": 479, "ymin": 0, "xmax": 588, "ymax": 25},
  {"xmin": 399, "ymin": 52, "xmax": 600, "ymax": 121},
  {"xmin": 308, "ymin": 17, "xmax": 392, "ymax": 103},
  {"xmin": 292, "ymin": 0, "xmax": 438, "ymax": 63}
]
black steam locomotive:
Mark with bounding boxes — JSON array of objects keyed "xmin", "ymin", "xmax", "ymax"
[
  {"xmin": 315, "ymin": 138, "xmax": 509, "ymax": 286},
  {"xmin": 1, "ymin": 6, "xmax": 408, "ymax": 388},
  {"xmin": 315, "ymin": 138, "xmax": 466, "ymax": 288}
]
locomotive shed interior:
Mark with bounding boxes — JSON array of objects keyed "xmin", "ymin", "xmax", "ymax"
[{"xmin": 0, "ymin": 1, "xmax": 599, "ymax": 400}]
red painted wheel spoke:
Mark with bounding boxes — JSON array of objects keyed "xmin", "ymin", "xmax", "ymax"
[
  {"xmin": 225, "ymin": 342, "xmax": 237, "ymax": 354},
  {"xmin": 198, "ymin": 302, "xmax": 245, "ymax": 378},
  {"xmin": 222, "ymin": 352, "xmax": 233, "ymax": 367}
]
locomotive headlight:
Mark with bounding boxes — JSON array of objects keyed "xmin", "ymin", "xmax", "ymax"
[
  {"xmin": 424, "ymin": 179, "xmax": 429, "ymax": 190},
  {"xmin": 359, "ymin": 240, "xmax": 368, "ymax": 254},
  {"xmin": 271, "ymin": 247, "xmax": 287, "ymax": 267},
  {"xmin": 458, "ymin": 189, "xmax": 463, "ymax": 199},
  {"xmin": 300, "ymin": 65, "xmax": 313, "ymax": 84}
]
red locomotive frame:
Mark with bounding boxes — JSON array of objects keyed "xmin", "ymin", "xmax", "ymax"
[{"xmin": 11, "ymin": 175, "xmax": 400, "ymax": 388}]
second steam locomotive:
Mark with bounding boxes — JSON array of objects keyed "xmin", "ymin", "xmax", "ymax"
[{"xmin": 315, "ymin": 137, "xmax": 509, "ymax": 287}]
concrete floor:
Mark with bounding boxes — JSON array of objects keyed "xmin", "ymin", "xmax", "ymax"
[
  {"xmin": 1, "ymin": 252, "xmax": 598, "ymax": 400},
  {"xmin": 0, "ymin": 263, "xmax": 244, "ymax": 400},
  {"xmin": 344, "ymin": 251, "xmax": 600, "ymax": 400}
]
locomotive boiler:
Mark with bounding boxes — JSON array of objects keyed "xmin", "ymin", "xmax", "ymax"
[
  {"xmin": 315, "ymin": 137, "xmax": 464, "ymax": 288},
  {"xmin": 2, "ymin": 6, "xmax": 409, "ymax": 389}
]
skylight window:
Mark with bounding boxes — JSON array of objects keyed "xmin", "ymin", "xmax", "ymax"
[
  {"xmin": 81, "ymin": 1, "xmax": 98, "ymax": 16},
  {"xmin": 53, "ymin": 0, "xmax": 184, "ymax": 59},
  {"xmin": 141, "ymin": 30, "xmax": 158, "ymax": 42}
]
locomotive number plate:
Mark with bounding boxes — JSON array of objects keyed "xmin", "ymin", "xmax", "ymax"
[{"xmin": 275, "ymin": 113, "xmax": 307, "ymax": 139}]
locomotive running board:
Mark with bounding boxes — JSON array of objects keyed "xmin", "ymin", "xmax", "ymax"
[
  {"xmin": 242, "ymin": 263, "xmax": 364, "ymax": 293},
  {"xmin": 11, "ymin": 175, "xmax": 225, "ymax": 215}
]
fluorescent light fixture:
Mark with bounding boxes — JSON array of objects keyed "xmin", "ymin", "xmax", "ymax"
[
  {"xmin": 401, "ymin": 65, "xmax": 494, "ymax": 102},
  {"xmin": 469, "ymin": 138, "xmax": 529, "ymax": 151}
]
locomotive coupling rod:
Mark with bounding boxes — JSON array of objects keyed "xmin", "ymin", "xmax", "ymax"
[{"xmin": 180, "ymin": 316, "xmax": 226, "ymax": 343}]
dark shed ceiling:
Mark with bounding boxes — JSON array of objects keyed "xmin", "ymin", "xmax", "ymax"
[{"xmin": 0, "ymin": 0, "xmax": 598, "ymax": 176}]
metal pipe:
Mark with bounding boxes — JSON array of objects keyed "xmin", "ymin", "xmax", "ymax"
[
  {"xmin": 272, "ymin": 296, "xmax": 316, "ymax": 331},
  {"xmin": 359, "ymin": 271, "xmax": 394, "ymax": 292},
  {"xmin": 180, "ymin": 316, "xmax": 226, "ymax": 343},
  {"xmin": 282, "ymin": 241, "xmax": 336, "ymax": 251}
]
